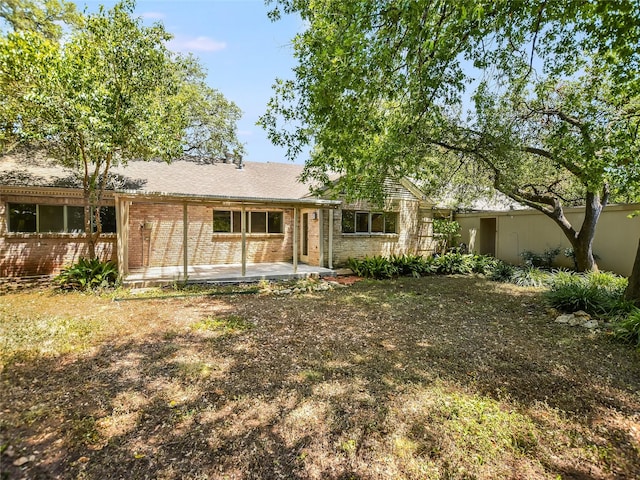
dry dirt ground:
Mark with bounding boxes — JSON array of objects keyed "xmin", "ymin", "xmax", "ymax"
[{"xmin": 1, "ymin": 276, "xmax": 639, "ymax": 480}]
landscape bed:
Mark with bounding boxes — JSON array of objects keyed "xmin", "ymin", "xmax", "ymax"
[{"xmin": 1, "ymin": 276, "xmax": 639, "ymax": 479}]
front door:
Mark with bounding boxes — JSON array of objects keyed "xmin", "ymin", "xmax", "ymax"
[{"xmin": 300, "ymin": 212, "xmax": 309, "ymax": 263}]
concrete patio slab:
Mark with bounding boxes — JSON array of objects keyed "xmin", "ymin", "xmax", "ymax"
[{"xmin": 123, "ymin": 262, "xmax": 336, "ymax": 287}]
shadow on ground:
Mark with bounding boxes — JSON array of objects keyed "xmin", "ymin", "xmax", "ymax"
[{"xmin": 2, "ymin": 276, "xmax": 639, "ymax": 479}]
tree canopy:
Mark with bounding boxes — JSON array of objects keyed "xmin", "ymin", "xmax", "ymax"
[
  {"xmin": 1, "ymin": 0, "xmax": 242, "ymax": 257},
  {"xmin": 261, "ymin": 0, "xmax": 640, "ymax": 271}
]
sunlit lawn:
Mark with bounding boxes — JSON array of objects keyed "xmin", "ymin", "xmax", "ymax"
[{"xmin": 1, "ymin": 276, "xmax": 639, "ymax": 479}]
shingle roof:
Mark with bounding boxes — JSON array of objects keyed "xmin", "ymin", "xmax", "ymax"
[
  {"xmin": 0, "ymin": 154, "xmax": 322, "ymax": 200},
  {"xmin": 112, "ymin": 160, "xmax": 313, "ymax": 199}
]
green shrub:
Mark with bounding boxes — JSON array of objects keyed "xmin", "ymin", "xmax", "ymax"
[
  {"xmin": 510, "ymin": 266, "xmax": 551, "ymax": 288},
  {"xmin": 470, "ymin": 254, "xmax": 499, "ymax": 275},
  {"xmin": 347, "ymin": 256, "xmax": 399, "ymax": 279},
  {"xmin": 433, "ymin": 252, "xmax": 473, "ymax": 275},
  {"xmin": 613, "ymin": 308, "xmax": 640, "ymax": 348},
  {"xmin": 55, "ymin": 258, "xmax": 119, "ymax": 291},
  {"xmin": 545, "ymin": 270, "xmax": 628, "ymax": 315},
  {"xmin": 520, "ymin": 247, "xmax": 561, "ymax": 269},
  {"xmin": 487, "ymin": 260, "xmax": 516, "ymax": 282},
  {"xmin": 389, "ymin": 254, "xmax": 436, "ymax": 277},
  {"xmin": 433, "ymin": 218, "xmax": 461, "ymax": 253}
]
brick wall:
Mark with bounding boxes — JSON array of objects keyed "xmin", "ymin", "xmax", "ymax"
[
  {"xmin": 0, "ymin": 196, "xmax": 116, "ymax": 277},
  {"xmin": 326, "ymin": 199, "xmax": 435, "ymax": 267},
  {"xmin": 127, "ymin": 203, "xmax": 294, "ymax": 269}
]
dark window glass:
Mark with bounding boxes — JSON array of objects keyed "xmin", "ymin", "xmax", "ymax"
[
  {"xmin": 371, "ymin": 213, "xmax": 384, "ymax": 233},
  {"xmin": 8, "ymin": 203, "xmax": 36, "ymax": 232},
  {"xmin": 356, "ymin": 212, "xmax": 369, "ymax": 233},
  {"xmin": 100, "ymin": 206, "xmax": 117, "ymax": 233},
  {"xmin": 267, "ymin": 211, "xmax": 283, "ymax": 233},
  {"xmin": 68, "ymin": 206, "xmax": 85, "ymax": 233},
  {"xmin": 384, "ymin": 212, "xmax": 397, "ymax": 233},
  {"xmin": 213, "ymin": 210, "xmax": 232, "ymax": 232},
  {"xmin": 232, "ymin": 211, "xmax": 242, "ymax": 232},
  {"xmin": 251, "ymin": 211, "xmax": 267, "ymax": 233},
  {"xmin": 39, "ymin": 205, "xmax": 64, "ymax": 232},
  {"xmin": 342, "ymin": 210, "xmax": 355, "ymax": 233}
]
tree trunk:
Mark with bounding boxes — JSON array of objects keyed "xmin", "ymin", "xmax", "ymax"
[
  {"xmin": 624, "ymin": 238, "xmax": 640, "ymax": 306},
  {"xmin": 571, "ymin": 235, "xmax": 598, "ymax": 272}
]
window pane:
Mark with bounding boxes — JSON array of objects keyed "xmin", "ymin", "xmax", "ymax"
[
  {"xmin": 213, "ymin": 210, "xmax": 232, "ymax": 232},
  {"xmin": 8, "ymin": 203, "xmax": 36, "ymax": 232},
  {"xmin": 68, "ymin": 206, "xmax": 85, "ymax": 233},
  {"xmin": 250, "ymin": 211, "xmax": 267, "ymax": 233},
  {"xmin": 232, "ymin": 211, "xmax": 242, "ymax": 232},
  {"xmin": 342, "ymin": 210, "xmax": 355, "ymax": 233},
  {"xmin": 267, "ymin": 211, "xmax": 283, "ymax": 233},
  {"xmin": 384, "ymin": 212, "xmax": 397, "ymax": 233},
  {"xmin": 356, "ymin": 212, "xmax": 369, "ymax": 233},
  {"xmin": 371, "ymin": 213, "xmax": 384, "ymax": 233},
  {"xmin": 39, "ymin": 205, "xmax": 64, "ymax": 232},
  {"xmin": 100, "ymin": 206, "xmax": 117, "ymax": 233}
]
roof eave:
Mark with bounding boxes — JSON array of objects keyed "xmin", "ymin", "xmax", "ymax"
[{"xmin": 114, "ymin": 190, "xmax": 342, "ymax": 208}]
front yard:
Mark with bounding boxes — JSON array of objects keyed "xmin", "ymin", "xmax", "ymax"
[{"xmin": 1, "ymin": 276, "xmax": 639, "ymax": 479}]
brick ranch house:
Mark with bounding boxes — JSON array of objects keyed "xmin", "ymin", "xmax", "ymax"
[{"xmin": 0, "ymin": 155, "xmax": 441, "ymax": 280}]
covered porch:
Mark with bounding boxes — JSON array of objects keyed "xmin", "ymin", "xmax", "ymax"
[
  {"xmin": 114, "ymin": 191, "xmax": 341, "ymax": 286},
  {"xmin": 123, "ymin": 261, "xmax": 336, "ymax": 287}
]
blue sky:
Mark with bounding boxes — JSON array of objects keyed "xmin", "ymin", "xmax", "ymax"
[{"xmin": 81, "ymin": 0, "xmax": 304, "ymax": 163}]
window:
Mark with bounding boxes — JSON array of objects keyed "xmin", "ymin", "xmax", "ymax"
[
  {"xmin": 356, "ymin": 212, "xmax": 369, "ymax": 233},
  {"xmin": 342, "ymin": 210, "xmax": 398, "ymax": 234},
  {"xmin": 267, "ymin": 211, "xmax": 283, "ymax": 233},
  {"xmin": 97, "ymin": 206, "xmax": 117, "ymax": 233},
  {"xmin": 213, "ymin": 210, "xmax": 283, "ymax": 234},
  {"xmin": 7, "ymin": 203, "xmax": 116, "ymax": 233},
  {"xmin": 8, "ymin": 203, "xmax": 36, "ymax": 232},
  {"xmin": 213, "ymin": 210, "xmax": 242, "ymax": 233},
  {"xmin": 251, "ymin": 211, "xmax": 267, "ymax": 233},
  {"xmin": 342, "ymin": 210, "xmax": 355, "ymax": 233},
  {"xmin": 68, "ymin": 206, "xmax": 85, "ymax": 232}
]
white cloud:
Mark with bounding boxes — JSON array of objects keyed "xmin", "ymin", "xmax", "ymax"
[
  {"xmin": 141, "ymin": 11, "xmax": 166, "ymax": 20},
  {"xmin": 168, "ymin": 35, "xmax": 227, "ymax": 53}
]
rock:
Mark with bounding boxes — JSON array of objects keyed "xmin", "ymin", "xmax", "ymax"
[
  {"xmin": 13, "ymin": 456, "xmax": 32, "ymax": 466},
  {"xmin": 583, "ymin": 320, "xmax": 599, "ymax": 329},
  {"xmin": 568, "ymin": 315, "xmax": 583, "ymax": 326},
  {"xmin": 574, "ymin": 310, "xmax": 591, "ymax": 320},
  {"xmin": 547, "ymin": 308, "xmax": 559, "ymax": 318},
  {"xmin": 555, "ymin": 314, "xmax": 573, "ymax": 324}
]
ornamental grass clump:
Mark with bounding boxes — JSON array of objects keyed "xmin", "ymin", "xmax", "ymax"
[
  {"xmin": 613, "ymin": 307, "xmax": 640, "ymax": 348},
  {"xmin": 545, "ymin": 270, "xmax": 628, "ymax": 316}
]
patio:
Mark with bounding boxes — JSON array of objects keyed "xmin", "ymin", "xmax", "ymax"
[{"xmin": 123, "ymin": 262, "xmax": 336, "ymax": 287}]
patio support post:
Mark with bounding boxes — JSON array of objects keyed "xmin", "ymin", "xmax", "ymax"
[
  {"xmin": 293, "ymin": 207, "xmax": 299, "ymax": 273},
  {"xmin": 241, "ymin": 206, "xmax": 247, "ymax": 276},
  {"xmin": 115, "ymin": 196, "xmax": 130, "ymax": 278},
  {"xmin": 318, "ymin": 209, "xmax": 324, "ymax": 267},
  {"xmin": 183, "ymin": 203, "xmax": 188, "ymax": 282},
  {"xmin": 328, "ymin": 209, "xmax": 334, "ymax": 269}
]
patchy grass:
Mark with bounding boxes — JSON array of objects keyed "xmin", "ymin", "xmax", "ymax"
[{"xmin": 1, "ymin": 276, "xmax": 639, "ymax": 479}]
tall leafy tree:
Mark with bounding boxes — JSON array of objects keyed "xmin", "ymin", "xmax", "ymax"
[
  {"xmin": 1, "ymin": 0, "xmax": 242, "ymax": 258},
  {"xmin": 261, "ymin": 0, "xmax": 640, "ymax": 271},
  {"xmin": 0, "ymin": 0, "xmax": 81, "ymax": 40}
]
